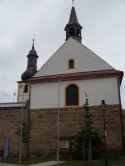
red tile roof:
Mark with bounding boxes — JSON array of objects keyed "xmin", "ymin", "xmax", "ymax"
[{"xmin": 23, "ymin": 69, "xmax": 123, "ymax": 84}]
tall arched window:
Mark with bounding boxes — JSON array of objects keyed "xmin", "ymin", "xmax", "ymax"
[{"xmin": 66, "ymin": 84, "xmax": 79, "ymax": 106}]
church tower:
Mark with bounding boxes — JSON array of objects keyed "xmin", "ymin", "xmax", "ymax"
[
  {"xmin": 21, "ymin": 39, "xmax": 38, "ymax": 81},
  {"xmin": 17, "ymin": 39, "xmax": 38, "ymax": 102},
  {"xmin": 64, "ymin": 4, "xmax": 82, "ymax": 43}
]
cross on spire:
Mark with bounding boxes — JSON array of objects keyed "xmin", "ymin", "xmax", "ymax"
[
  {"xmin": 32, "ymin": 34, "xmax": 35, "ymax": 50},
  {"xmin": 72, "ymin": 0, "xmax": 75, "ymax": 6}
]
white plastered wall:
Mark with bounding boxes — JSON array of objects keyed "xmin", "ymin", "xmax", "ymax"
[
  {"xmin": 35, "ymin": 38, "xmax": 113, "ymax": 77},
  {"xmin": 30, "ymin": 77, "xmax": 119, "ymax": 109}
]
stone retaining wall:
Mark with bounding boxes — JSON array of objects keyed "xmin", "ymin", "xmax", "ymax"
[
  {"xmin": 0, "ymin": 107, "xmax": 28, "ymax": 155},
  {"xmin": 0, "ymin": 105, "xmax": 124, "ymax": 156}
]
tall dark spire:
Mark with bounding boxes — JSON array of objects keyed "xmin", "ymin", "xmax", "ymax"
[
  {"xmin": 21, "ymin": 39, "xmax": 38, "ymax": 81},
  {"xmin": 64, "ymin": 5, "xmax": 82, "ymax": 43}
]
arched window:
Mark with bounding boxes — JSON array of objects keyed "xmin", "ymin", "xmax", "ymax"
[
  {"xmin": 69, "ymin": 59, "xmax": 74, "ymax": 69},
  {"xmin": 66, "ymin": 84, "xmax": 79, "ymax": 106},
  {"xmin": 77, "ymin": 29, "xmax": 81, "ymax": 37},
  {"xmin": 69, "ymin": 28, "xmax": 75, "ymax": 36},
  {"xmin": 24, "ymin": 84, "xmax": 28, "ymax": 93}
]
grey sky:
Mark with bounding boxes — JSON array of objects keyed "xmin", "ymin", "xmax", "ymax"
[{"xmin": 0, "ymin": 0, "xmax": 125, "ymax": 107}]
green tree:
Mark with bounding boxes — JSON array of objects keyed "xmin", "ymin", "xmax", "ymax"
[
  {"xmin": 16, "ymin": 121, "xmax": 29, "ymax": 143},
  {"xmin": 74, "ymin": 93, "xmax": 103, "ymax": 160},
  {"xmin": 83, "ymin": 93, "xmax": 93, "ymax": 141}
]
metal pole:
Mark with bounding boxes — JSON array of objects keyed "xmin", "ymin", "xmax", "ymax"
[
  {"xmin": 83, "ymin": 135, "xmax": 85, "ymax": 166},
  {"xmin": 13, "ymin": 92, "xmax": 16, "ymax": 102},
  {"xmin": 103, "ymin": 110, "xmax": 108, "ymax": 166},
  {"xmin": 19, "ymin": 84, "xmax": 24, "ymax": 164},
  {"xmin": 27, "ymin": 84, "xmax": 31, "ymax": 158},
  {"xmin": 57, "ymin": 79, "xmax": 60, "ymax": 166}
]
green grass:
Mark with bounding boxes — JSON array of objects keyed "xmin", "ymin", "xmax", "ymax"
[
  {"xmin": 0, "ymin": 155, "xmax": 125, "ymax": 165},
  {"xmin": 59, "ymin": 156, "xmax": 125, "ymax": 166}
]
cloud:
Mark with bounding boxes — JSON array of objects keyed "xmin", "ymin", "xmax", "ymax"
[
  {"xmin": 0, "ymin": 90, "xmax": 12, "ymax": 103},
  {"xmin": 0, "ymin": 90, "xmax": 11, "ymax": 97}
]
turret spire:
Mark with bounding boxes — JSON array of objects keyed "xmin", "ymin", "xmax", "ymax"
[
  {"xmin": 64, "ymin": 4, "xmax": 82, "ymax": 43},
  {"xmin": 21, "ymin": 39, "xmax": 38, "ymax": 81},
  {"xmin": 32, "ymin": 37, "xmax": 35, "ymax": 50}
]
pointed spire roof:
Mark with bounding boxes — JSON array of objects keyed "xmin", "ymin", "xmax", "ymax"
[
  {"xmin": 69, "ymin": 6, "xmax": 78, "ymax": 25},
  {"xmin": 65, "ymin": 6, "xmax": 82, "ymax": 28}
]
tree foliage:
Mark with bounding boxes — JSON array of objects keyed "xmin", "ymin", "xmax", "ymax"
[
  {"xmin": 16, "ymin": 121, "xmax": 29, "ymax": 143},
  {"xmin": 74, "ymin": 93, "xmax": 103, "ymax": 160}
]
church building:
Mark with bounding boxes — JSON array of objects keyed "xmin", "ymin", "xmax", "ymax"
[{"xmin": 0, "ymin": 3, "xmax": 125, "ymax": 156}]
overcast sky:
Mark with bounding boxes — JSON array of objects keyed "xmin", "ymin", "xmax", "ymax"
[{"xmin": 0, "ymin": 0, "xmax": 125, "ymax": 107}]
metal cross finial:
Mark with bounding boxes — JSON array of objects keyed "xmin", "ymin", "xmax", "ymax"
[
  {"xmin": 32, "ymin": 33, "xmax": 35, "ymax": 49},
  {"xmin": 33, "ymin": 33, "xmax": 35, "ymax": 44},
  {"xmin": 33, "ymin": 38, "xmax": 35, "ymax": 43},
  {"xmin": 72, "ymin": 0, "xmax": 75, "ymax": 6}
]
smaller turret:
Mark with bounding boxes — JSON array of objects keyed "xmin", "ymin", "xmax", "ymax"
[{"xmin": 21, "ymin": 39, "xmax": 38, "ymax": 81}]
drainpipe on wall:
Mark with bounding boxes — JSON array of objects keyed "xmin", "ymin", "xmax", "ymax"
[
  {"xmin": 27, "ymin": 83, "xmax": 31, "ymax": 158},
  {"xmin": 117, "ymin": 77, "xmax": 125, "ymax": 154},
  {"xmin": 57, "ymin": 79, "xmax": 60, "ymax": 166},
  {"xmin": 19, "ymin": 83, "xmax": 24, "ymax": 164}
]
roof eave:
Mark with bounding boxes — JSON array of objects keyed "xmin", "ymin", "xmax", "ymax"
[{"xmin": 26, "ymin": 69, "xmax": 123, "ymax": 84}]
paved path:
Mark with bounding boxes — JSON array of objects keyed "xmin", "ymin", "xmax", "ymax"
[
  {"xmin": 31, "ymin": 161, "xmax": 65, "ymax": 166},
  {"xmin": 0, "ymin": 161, "xmax": 65, "ymax": 166},
  {"xmin": 0, "ymin": 164, "xmax": 19, "ymax": 166}
]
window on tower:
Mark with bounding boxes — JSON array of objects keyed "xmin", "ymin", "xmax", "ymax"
[
  {"xmin": 69, "ymin": 59, "xmax": 74, "ymax": 69},
  {"xmin": 66, "ymin": 84, "xmax": 79, "ymax": 106},
  {"xmin": 77, "ymin": 29, "xmax": 81, "ymax": 37},
  {"xmin": 69, "ymin": 28, "xmax": 75, "ymax": 36},
  {"xmin": 24, "ymin": 84, "xmax": 28, "ymax": 93}
]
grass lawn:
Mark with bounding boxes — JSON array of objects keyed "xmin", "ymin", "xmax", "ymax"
[
  {"xmin": 60, "ymin": 156, "xmax": 125, "ymax": 166},
  {"xmin": 0, "ymin": 155, "xmax": 125, "ymax": 165}
]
